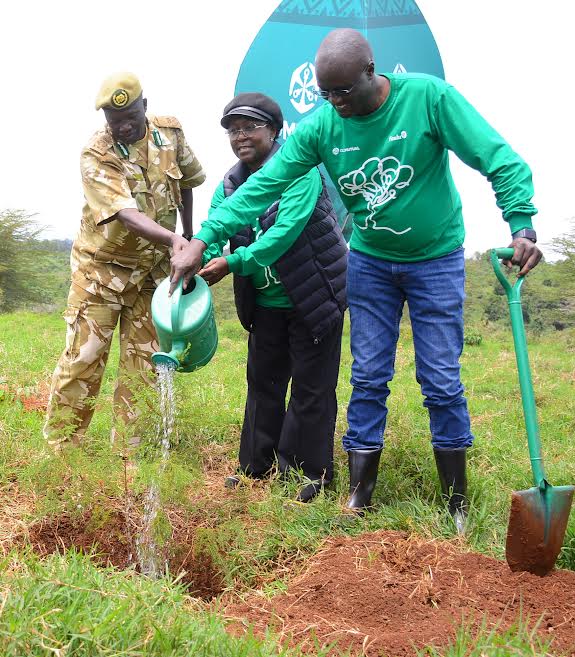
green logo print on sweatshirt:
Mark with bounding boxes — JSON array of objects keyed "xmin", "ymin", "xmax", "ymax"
[{"xmin": 337, "ymin": 156, "xmax": 415, "ymax": 234}]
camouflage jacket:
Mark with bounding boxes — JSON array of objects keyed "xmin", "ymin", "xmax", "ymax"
[{"xmin": 71, "ymin": 115, "xmax": 206, "ymax": 304}]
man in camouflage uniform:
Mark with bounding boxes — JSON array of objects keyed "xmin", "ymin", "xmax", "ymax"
[{"xmin": 44, "ymin": 72, "xmax": 205, "ymax": 449}]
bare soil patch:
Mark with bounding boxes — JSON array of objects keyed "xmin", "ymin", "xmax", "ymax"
[
  {"xmin": 225, "ymin": 530, "xmax": 575, "ymax": 656},
  {"xmin": 11, "ymin": 444, "xmax": 268, "ymax": 601},
  {"xmin": 0, "ymin": 381, "xmax": 51, "ymax": 412},
  {"xmin": 22, "ymin": 505, "xmax": 225, "ymax": 600}
]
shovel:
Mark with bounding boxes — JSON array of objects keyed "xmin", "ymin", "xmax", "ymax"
[{"xmin": 491, "ymin": 248, "xmax": 574, "ymax": 575}]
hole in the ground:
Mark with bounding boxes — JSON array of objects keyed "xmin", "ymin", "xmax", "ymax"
[{"xmin": 20, "ymin": 509, "xmax": 225, "ymax": 600}]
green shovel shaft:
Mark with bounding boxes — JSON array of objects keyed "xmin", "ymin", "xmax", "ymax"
[{"xmin": 490, "ymin": 248, "xmax": 546, "ymax": 489}]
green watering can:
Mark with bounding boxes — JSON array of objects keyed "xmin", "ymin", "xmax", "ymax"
[
  {"xmin": 151, "ymin": 276, "xmax": 218, "ymax": 372},
  {"xmin": 491, "ymin": 248, "xmax": 574, "ymax": 575}
]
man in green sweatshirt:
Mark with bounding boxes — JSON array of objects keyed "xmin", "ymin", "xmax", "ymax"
[{"xmin": 170, "ymin": 28, "xmax": 541, "ymax": 530}]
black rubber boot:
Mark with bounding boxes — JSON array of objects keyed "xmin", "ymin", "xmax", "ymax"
[
  {"xmin": 296, "ymin": 480, "xmax": 324, "ymax": 503},
  {"xmin": 224, "ymin": 475, "xmax": 241, "ymax": 489},
  {"xmin": 433, "ymin": 447, "xmax": 468, "ymax": 534},
  {"xmin": 346, "ymin": 448, "xmax": 382, "ymax": 513}
]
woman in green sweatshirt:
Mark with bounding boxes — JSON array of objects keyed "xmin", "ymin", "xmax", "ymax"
[{"xmin": 197, "ymin": 93, "xmax": 347, "ymax": 503}]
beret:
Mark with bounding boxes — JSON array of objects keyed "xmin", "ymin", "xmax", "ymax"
[{"xmin": 95, "ymin": 72, "xmax": 142, "ymax": 110}]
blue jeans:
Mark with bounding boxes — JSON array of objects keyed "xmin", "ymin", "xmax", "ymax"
[{"xmin": 343, "ymin": 248, "xmax": 474, "ymax": 452}]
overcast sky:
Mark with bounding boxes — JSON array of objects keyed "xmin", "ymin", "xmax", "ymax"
[{"xmin": 0, "ymin": 0, "xmax": 572, "ymax": 256}]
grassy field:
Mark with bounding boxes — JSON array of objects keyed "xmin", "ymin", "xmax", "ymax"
[{"xmin": 0, "ymin": 279, "xmax": 574, "ymax": 656}]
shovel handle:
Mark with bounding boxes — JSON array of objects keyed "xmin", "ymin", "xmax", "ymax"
[
  {"xmin": 490, "ymin": 248, "xmax": 546, "ymax": 490},
  {"xmin": 490, "ymin": 248, "xmax": 524, "ymax": 302}
]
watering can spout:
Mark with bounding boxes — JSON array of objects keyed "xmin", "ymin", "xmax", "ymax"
[{"xmin": 151, "ymin": 342, "xmax": 185, "ymax": 371}]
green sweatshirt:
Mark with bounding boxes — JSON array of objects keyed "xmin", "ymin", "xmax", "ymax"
[
  {"xmin": 196, "ymin": 73, "xmax": 536, "ymax": 262},
  {"xmin": 202, "ymin": 166, "xmax": 322, "ymax": 308}
]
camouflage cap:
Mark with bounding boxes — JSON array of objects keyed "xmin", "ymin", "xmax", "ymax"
[{"xmin": 95, "ymin": 72, "xmax": 142, "ymax": 110}]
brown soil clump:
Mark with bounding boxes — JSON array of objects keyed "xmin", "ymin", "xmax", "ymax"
[
  {"xmin": 26, "ymin": 509, "xmax": 134, "ymax": 568},
  {"xmin": 22, "ymin": 506, "xmax": 226, "ymax": 600},
  {"xmin": 225, "ymin": 530, "xmax": 575, "ymax": 656}
]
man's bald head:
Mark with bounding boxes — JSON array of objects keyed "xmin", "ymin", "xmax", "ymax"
[
  {"xmin": 316, "ymin": 29, "xmax": 373, "ymax": 75},
  {"xmin": 315, "ymin": 29, "xmax": 384, "ymax": 118}
]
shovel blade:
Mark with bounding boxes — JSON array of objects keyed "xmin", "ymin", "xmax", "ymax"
[{"xmin": 506, "ymin": 485, "xmax": 574, "ymax": 576}]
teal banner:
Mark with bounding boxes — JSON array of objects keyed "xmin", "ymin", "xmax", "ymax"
[{"xmin": 235, "ymin": 0, "xmax": 444, "ymax": 240}]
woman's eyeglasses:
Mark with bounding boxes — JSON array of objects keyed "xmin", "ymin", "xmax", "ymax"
[{"xmin": 225, "ymin": 123, "xmax": 268, "ymax": 139}]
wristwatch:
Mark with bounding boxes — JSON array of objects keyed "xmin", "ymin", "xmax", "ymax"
[
  {"xmin": 182, "ymin": 233, "xmax": 193, "ymax": 241},
  {"xmin": 511, "ymin": 228, "xmax": 537, "ymax": 243}
]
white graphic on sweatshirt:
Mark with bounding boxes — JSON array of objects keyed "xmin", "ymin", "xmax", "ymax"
[
  {"xmin": 253, "ymin": 227, "xmax": 280, "ymax": 289},
  {"xmin": 337, "ymin": 156, "xmax": 414, "ymax": 234}
]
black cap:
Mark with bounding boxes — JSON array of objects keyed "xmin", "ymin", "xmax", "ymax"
[{"xmin": 221, "ymin": 93, "xmax": 283, "ymax": 136}]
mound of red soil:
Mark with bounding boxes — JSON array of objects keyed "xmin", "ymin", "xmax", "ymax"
[{"xmin": 226, "ymin": 530, "xmax": 575, "ymax": 656}]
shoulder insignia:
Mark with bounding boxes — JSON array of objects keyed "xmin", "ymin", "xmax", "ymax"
[
  {"xmin": 87, "ymin": 129, "xmax": 114, "ymax": 156},
  {"xmin": 152, "ymin": 115, "xmax": 182, "ymax": 129}
]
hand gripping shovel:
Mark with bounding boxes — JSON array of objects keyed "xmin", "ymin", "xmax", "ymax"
[{"xmin": 491, "ymin": 248, "xmax": 574, "ymax": 575}]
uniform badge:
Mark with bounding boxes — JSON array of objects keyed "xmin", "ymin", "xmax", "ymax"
[
  {"xmin": 116, "ymin": 142, "xmax": 129, "ymax": 159},
  {"xmin": 111, "ymin": 89, "xmax": 129, "ymax": 108}
]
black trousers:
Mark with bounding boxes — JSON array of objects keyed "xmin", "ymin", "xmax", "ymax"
[{"xmin": 238, "ymin": 305, "xmax": 343, "ymax": 484}]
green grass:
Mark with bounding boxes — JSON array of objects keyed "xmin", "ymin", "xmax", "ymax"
[
  {"xmin": 1, "ymin": 290, "xmax": 575, "ymax": 655},
  {"xmin": 0, "ymin": 550, "xmax": 332, "ymax": 657},
  {"xmin": 417, "ymin": 618, "xmax": 553, "ymax": 657}
]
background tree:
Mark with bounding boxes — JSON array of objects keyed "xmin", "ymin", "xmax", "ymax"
[
  {"xmin": 546, "ymin": 218, "xmax": 575, "ymax": 329},
  {"xmin": 0, "ymin": 210, "xmax": 69, "ymax": 312},
  {"xmin": 462, "ymin": 220, "xmax": 575, "ymax": 334}
]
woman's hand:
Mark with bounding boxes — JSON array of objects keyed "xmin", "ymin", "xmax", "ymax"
[{"xmin": 199, "ymin": 257, "xmax": 230, "ymax": 286}]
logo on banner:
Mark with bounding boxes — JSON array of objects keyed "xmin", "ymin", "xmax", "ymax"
[
  {"xmin": 289, "ymin": 62, "xmax": 318, "ymax": 115},
  {"xmin": 393, "ymin": 63, "xmax": 407, "ymax": 73}
]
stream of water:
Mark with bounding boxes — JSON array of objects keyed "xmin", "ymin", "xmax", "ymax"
[{"xmin": 136, "ymin": 362, "xmax": 176, "ymax": 577}]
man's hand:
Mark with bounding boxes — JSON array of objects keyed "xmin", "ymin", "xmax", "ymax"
[
  {"xmin": 171, "ymin": 234, "xmax": 190, "ymax": 255},
  {"xmin": 503, "ymin": 237, "xmax": 543, "ymax": 277},
  {"xmin": 169, "ymin": 238, "xmax": 206, "ymax": 295},
  {"xmin": 199, "ymin": 257, "xmax": 230, "ymax": 287}
]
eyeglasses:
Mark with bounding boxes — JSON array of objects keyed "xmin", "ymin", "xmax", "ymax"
[
  {"xmin": 225, "ymin": 123, "xmax": 268, "ymax": 139},
  {"xmin": 316, "ymin": 63, "xmax": 371, "ymax": 99}
]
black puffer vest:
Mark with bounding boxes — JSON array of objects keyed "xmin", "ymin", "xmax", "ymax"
[{"xmin": 223, "ymin": 144, "xmax": 347, "ymax": 342}]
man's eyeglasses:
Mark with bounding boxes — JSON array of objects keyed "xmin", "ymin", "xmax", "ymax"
[
  {"xmin": 225, "ymin": 123, "xmax": 268, "ymax": 139},
  {"xmin": 316, "ymin": 63, "xmax": 370, "ymax": 100}
]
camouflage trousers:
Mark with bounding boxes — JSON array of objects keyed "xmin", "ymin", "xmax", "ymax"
[{"xmin": 43, "ymin": 280, "xmax": 159, "ymax": 448}]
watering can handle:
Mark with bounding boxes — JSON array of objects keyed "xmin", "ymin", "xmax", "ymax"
[
  {"xmin": 171, "ymin": 278, "xmax": 183, "ymax": 335},
  {"xmin": 490, "ymin": 247, "xmax": 546, "ymax": 490}
]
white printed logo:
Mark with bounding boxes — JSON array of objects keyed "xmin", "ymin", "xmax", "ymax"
[
  {"xmin": 253, "ymin": 227, "xmax": 281, "ymax": 289},
  {"xmin": 337, "ymin": 156, "xmax": 414, "ymax": 234},
  {"xmin": 289, "ymin": 62, "xmax": 318, "ymax": 115},
  {"xmin": 388, "ymin": 130, "xmax": 408, "ymax": 142},
  {"xmin": 332, "ymin": 146, "xmax": 360, "ymax": 155},
  {"xmin": 393, "ymin": 63, "xmax": 407, "ymax": 73}
]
